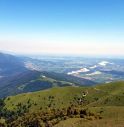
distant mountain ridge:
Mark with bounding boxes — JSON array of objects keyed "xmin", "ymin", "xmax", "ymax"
[
  {"xmin": 0, "ymin": 52, "xmax": 26, "ymax": 76},
  {"xmin": 0, "ymin": 52, "xmax": 96, "ymax": 98},
  {"xmin": 0, "ymin": 70, "xmax": 96, "ymax": 98}
]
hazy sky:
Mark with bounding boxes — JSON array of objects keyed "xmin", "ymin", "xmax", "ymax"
[{"xmin": 0, "ymin": 0, "xmax": 124, "ymax": 56}]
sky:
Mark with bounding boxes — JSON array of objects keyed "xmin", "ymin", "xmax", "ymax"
[{"xmin": 0, "ymin": 0, "xmax": 124, "ymax": 56}]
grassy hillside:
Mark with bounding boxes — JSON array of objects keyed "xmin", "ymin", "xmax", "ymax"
[
  {"xmin": 5, "ymin": 86, "xmax": 85, "ymax": 111},
  {"xmin": 55, "ymin": 106, "xmax": 124, "ymax": 127},
  {"xmin": 5, "ymin": 81, "xmax": 124, "ymax": 110},
  {"xmin": 88, "ymin": 81, "xmax": 124, "ymax": 106},
  {"xmin": 1, "ymin": 81, "xmax": 124, "ymax": 127}
]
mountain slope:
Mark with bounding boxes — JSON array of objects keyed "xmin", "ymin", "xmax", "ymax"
[
  {"xmin": 41, "ymin": 71, "xmax": 96, "ymax": 86},
  {"xmin": 0, "ymin": 70, "xmax": 96, "ymax": 98},
  {"xmin": 4, "ymin": 81, "xmax": 124, "ymax": 127},
  {"xmin": 3, "ymin": 81, "xmax": 124, "ymax": 127},
  {"xmin": 0, "ymin": 53, "xmax": 96, "ymax": 98},
  {"xmin": 5, "ymin": 81, "xmax": 124, "ymax": 111},
  {"xmin": 88, "ymin": 81, "xmax": 124, "ymax": 106},
  {"xmin": 0, "ymin": 70, "xmax": 72, "ymax": 98},
  {"xmin": 0, "ymin": 52, "xmax": 26, "ymax": 76}
]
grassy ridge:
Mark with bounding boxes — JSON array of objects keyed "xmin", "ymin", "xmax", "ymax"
[
  {"xmin": 5, "ymin": 86, "xmax": 85, "ymax": 111},
  {"xmin": 5, "ymin": 81, "xmax": 124, "ymax": 110},
  {"xmin": 4, "ymin": 81, "xmax": 124, "ymax": 127}
]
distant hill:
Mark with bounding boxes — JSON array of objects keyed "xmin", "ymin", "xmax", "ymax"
[
  {"xmin": 0, "ymin": 70, "xmax": 96, "ymax": 98},
  {"xmin": 0, "ymin": 53, "xmax": 96, "ymax": 98},
  {"xmin": 0, "ymin": 52, "xmax": 26, "ymax": 76},
  {"xmin": 41, "ymin": 71, "xmax": 95, "ymax": 86}
]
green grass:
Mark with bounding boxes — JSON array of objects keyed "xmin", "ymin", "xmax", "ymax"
[
  {"xmin": 5, "ymin": 81, "xmax": 124, "ymax": 111},
  {"xmin": 4, "ymin": 81, "xmax": 124, "ymax": 126},
  {"xmin": 5, "ymin": 86, "xmax": 86, "ymax": 111},
  {"xmin": 54, "ymin": 106, "xmax": 124, "ymax": 127},
  {"xmin": 55, "ymin": 117, "xmax": 124, "ymax": 127}
]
